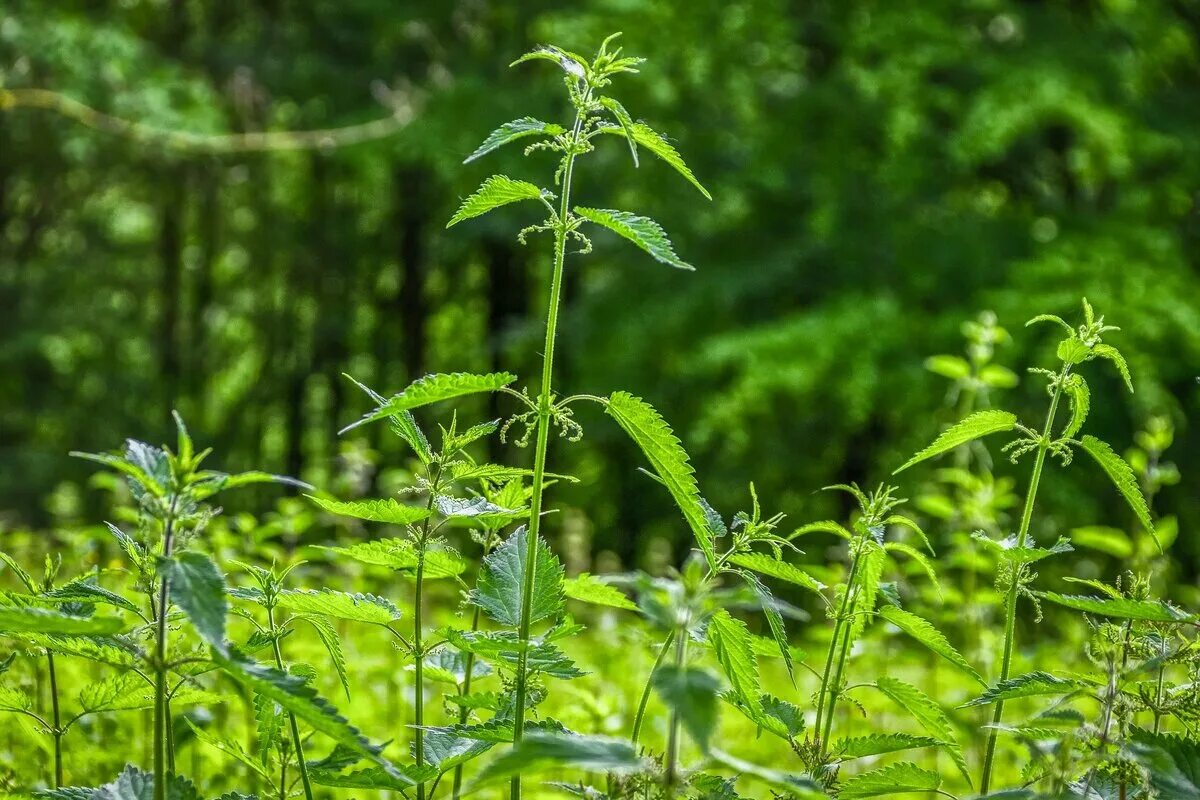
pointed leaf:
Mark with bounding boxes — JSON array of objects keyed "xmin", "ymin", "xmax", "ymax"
[
  {"xmin": 1078, "ymin": 435, "xmax": 1156, "ymax": 546},
  {"xmin": 341, "ymin": 372, "xmax": 517, "ymax": 433},
  {"xmin": 895, "ymin": 410, "xmax": 1017, "ymax": 473},
  {"xmin": 447, "ymin": 176, "xmax": 546, "ymax": 228},
  {"xmin": 599, "ymin": 97, "xmax": 638, "ymax": 166},
  {"xmin": 839, "ymin": 762, "xmax": 940, "ymax": 798},
  {"xmin": 652, "ymin": 665, "xmax": 720, "ymax": 750},
  {"xmin": 1062, "ymin": 374, "xmax": 1090, "ymax": 439},
  {"xmin": 468, "ymin": 527, "xmax": 564, "ymax": 627},
  {"xmin": 832, "ymin": 733, "xmax": 942, "ymax": 761},
  {"xmin": 0, "ymin": 605, "xmax": 123, "ymax": 636},
  {"xmin": 872, "ymin": 676, "xmax": 969, "ymax": 783},
  {"xmin": 878, "ymin": 606, "xmax": 983, "ymax": 685},
  {"xmin": 469, "ymin": 732, "xmax": 644, "ymax": 788},
  {"xmin": 706, "ymin": 609, "xmax": 762, "ymax": 719},
  {"xmin": 161, "ymin": 551, "xmax": 227, "ymax": 648},
  {"xmin": 278, "ymin": 589, "xmax": 401, "ymax": 625},
  {"xmin": 1092, "ymin": 344, "xmax": 1133, "ymax": 392},
  {"xmin": 599, "ymin": 122, "xmax": 711, "ymax": 199},
  {"xmin": 575, "ymin": 207, "xmax": 693, "ymax": 270},
  {"xmin": 728, "ymin": 553, "xmax": 825, "ymax": 596},
  {"xmin": 1037, "ymin": 592, "xmax": 1192, "ymax": 623},
  {"xmin": 308, "ymin": 496, "xmax": 431, "ymax": 526},
  {"xmin": 562, "ymin": 574, "xmax": 637, "ymax": 611},
  {"xmin": 464, "ymin": 117, "xmax": 565, "ymax": 164},
  {"xmin": 316, "ymin": 538, "xmax": 467, "ymax": 579},
  {"xmin": 959, "ymin": 671, "xmax": 1084, "ymax": 708}
]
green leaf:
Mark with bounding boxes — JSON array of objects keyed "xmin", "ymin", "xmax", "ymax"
[
  {"xmin": 653, "ymin": 665, "xmax": 720, "ymax": 750},
  {"xmin": 971, "ymin": 532, "xmax": 1074, "ymax": 564},
  {"xmin": 839, "ymin": 762, "xmax": 940, "ymax": 798},
  {"xmin": 1026, "ymin": 313, "xmax": 1074, "ymax": 334},
  {"xmin": 307, "ymin": 495, "xmax": 431, "ymax": 526},
  {"xmin": 599, "ymin": 122, "xmax": 711, "ymax": 199},
  {"xmin": 0, "ymin": 685, "xmax": 32, "ymax": 712},
  {"xmin": 37, "ymin": 765, "xmax": 202, "ymax": 800},
  {"xmin": 434, "ymin": 495, "xmax": 528, "ymax": 527},
  {"xmin": 70, "ymin": 449, "xmax": 168, "ymax": 500},
  {"xmin": 446, "ymin": 175, "xmax": 546, "ymax": 228},
  {"xmin": 1068, "ymin": 526, "xmax": 1133, "ymax": 559},
  {"xmin": 1037, "ymin": 592, "xmax": 1192, "ymax": 622},
  {"xmin": 468, "ymin": 527, "xmax": 564, "ymax": 627},
  {"xmin": 728, "ymin": 552, "xmax": 825, "ymax": 596},
  {"xmin": 737, "ymin": 570, "xmax": 794, "ymax": 683},
  {"xmin": 341, "ymin": 371, "xmax": 517, "ymax": 433},
  {"xmin": 562, "ymin": 574, "xmax": 637, "ymax": 611},
  {"xmin": 605, "ymin": 392, "xmax": 717, "ymax": 568},
  {"xmin": 45, "ymin": 577, "xmax": 139, "ymax": 614},
  {"xmin": 959, "ymin": 671, "xmax": 1084, "ymax": 708},
  {"xmin": 1061, "ymin": 374, "xmax": 1090, "ymax": 438},
  {"xmin": 0, "ymin": 553, "xmax": 37, "ymax": 593},
  {"xmin": 878, "ymin": 606, "xmax": 983, "ymax": 685},
  {"xmin": 924, "ymin": 354, "xmax": 970, "ymax": 380},
  {"xmin": 10, "ymin": 633, "xmax": 138, "ymax": 666},
  {"xmin": 316, "ymin": 538, "xmax": 467, "ymax": 579},
  {"xmin": 706, "ymin": 609, "xmax": 762, "ymax": 719},
  {"xmin": 510, "ymin": 45, "xmax": 588, "ymax": 78},
  {"xmin": 788, "ymin": 520, "xmax": 852, "ymax": 541},
  {"xmin": 1078, "ymin": 435, "xmax": 1156, "ymax": 546},
  {"xmin": 832, "ymin": 733, "xmax": 942, "ymax": 761},
  {"xmin": 0, "ymin": 605, "xmax": 123, "ymax": 636},
  {"xmin": 187, "ymin": 719, "xmax": 273, "ymax": 781},
  {"xmin": 79, "ymin": 673, "xmax": 156, "ymax": 712},
  {"xmin": 468, "ymin": 732, "xmax": 644, "ymax": 789},
  {"xmin": 1092, "ymin": 343, "xmax": 1133, "ymax": 392},
  {"xmin": 885, "ymin": 514, "xmax": 935, "ymax": 555},
  {"xmin": 300, "ymin": 616, "xmax": 350, "ymax": 701},
  {"xmin": 894, "ymin": 410, "xmax": 1017, "ymax": 473},
  {"xmin": 214, "ymin": 648, "xmax": 399, "ymax": 777},
  {"xmin": 1130, "ymin": 729, "xmax": 1200, "ymax": 800},
  {"xmin": 310, "ymin": 766, "xmax": 435, "ymax": 791},
  {"xmin": 883, "ymin": 542, "xmax": 941, "ymax": 598},
  {"xmin": 161, "ymin": 552, "xmax": 227, "ymax": 648},
  {"xmin": 464, "ymin": 117, "xmax": 565, "ymax": 164},
  {"xmin": 599, "ymin": 97, "xmax": 638, "ymax": 166},
  {"xmin": 575, "ymin": 207, "xmax": 693, "ymax": 270},
  {"xmin": 277, "ymin": 589, "xmax": 401, "ymax": 625},
  {"xmin": 871, "ymin": 676, "xmax": 969, "ymax": 783}
]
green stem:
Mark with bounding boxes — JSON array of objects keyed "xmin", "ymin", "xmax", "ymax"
[
  {"xmin": 413, "ymin": 463, "xmax": 443, "ymax": 800},
  {"xmin": 1153, "ymin": 632, "xmax": 1167, "ymax": 734},
  {"xmin": 510, "ymin": 87, "xmax": 590, "ymax": 800},
  {"xmin": 153, "ymin": 502, "xmax": 178, "ymax": 800},
  {"xmin": 978, "ymin": 365, "xmax": 1068, "ymax": 793},
  {"xmin": 47, "ymin": 652, "xmax": 63, "ymax": 788},
  {"xmin": 664, "ymin": 628, "xmax": 689, "ymax": 790},
  {"xmin": 450, "ymin": 604, "xmax": 484, "ymax": 800},
  {"xmin": 269, "ymin": 608, "xmax": 314, "ymax": 800},
  {"xmin": 814, "ymin": 542, "xmax": 863, "ymax": 754},
  {"xmin": 630, "ymin": 630, "xmax": 676, "ymax": 747}
]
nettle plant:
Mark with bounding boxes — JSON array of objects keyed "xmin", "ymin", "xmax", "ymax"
[{"xmin": 895, "ymin": 299, "xmax": 1162, "ymax": 793}]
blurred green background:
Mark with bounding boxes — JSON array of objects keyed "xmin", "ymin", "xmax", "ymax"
[{"xmin": 1, "ymin": 1, "xmax": 1197, "ymax": 572}]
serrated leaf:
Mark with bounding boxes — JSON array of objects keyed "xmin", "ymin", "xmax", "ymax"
[
  {"xmin": 788, "ymin": 520, "xmax": 852, "ymax": 541},
  {"xmin": 316, "ymin": 538, "xmax": 467, "ymax": 579},
  {"xmin": 1037, "ymin": 592, "xmax": 1192, "ymax": 622},
  {"xmin": 575, "ymin": 207, "xmax": 693, "ymax": 270},
  {"xmin": 706, "ymin": 609, "xmax": 762, "ymax": 719},
  {"xmin": 832, "ymin": 733, "xmax": 942, "ymax": 761},
  {"xmin": 839, "ymin": 762, "xmax": 940, "ymax": 798},
  {"xmin": 728, "ymin": 553, "xmax": 825, "ymax": 596},
  {"xmin": 510, "ymin": 45, "xmax": 588, "ymax": 78},
  {"xmin": 446, "ymin": 176, "xmax": 546, "ymax": 228},
  {"xmin": 434, "ymin": 495, "xmax": 528, "ymax": 527},
  {"xmin": 468, "ymin": 527, "xmax": 564, "ymax": 627},
  {"xmin": 599, "ymin": 97, "xmax": 638, "ymax": 166},
  {"xmin": 214, "ymin": 648, "xmax": 398, "ymax": 776},
  {"xmin": 310, "ymin": 765, "xmax": 435, "ymax": 791},
  {"xmin": 299, "ymin": 615, "xmax": 351, "ymax": 700},
  {"xmin": 468, "ymin": 732, "xmax": 644, "ymax": 788},
  {"xmin": 448, "ymin": 462, "xmax": 578, "ymax": 485},
  {"xmin": 1078, "ymin": 435, "xmax": 1156, "ymax": 547},
  {"xmin": 0, "ymin": 553, "xmax": 37, "ymax": 593},
  {"xmin": 79, "ymin": 672, "xmax": 155, "ymax": 712},
  {"xmin": 11, "ymin": 633, "xmax": 139, "ymax": 666},
  {"xmin": 878, "ymin": 606, "xmax": 983, "ymax": 685},
  {"xmin": 652, "ymin": 665, "xmax": 720, "ymax": 750},
  {"xmin": 464, "ymin": 117, "xmax": 566, "ymax": 164},
  {"xmin": 971, "ymin": 532, "xmax": 1074, "ymax": 564},
  {"xmin": 37, "ymin": 765, "xmax": 201, "ymax": 800},
  {"xmin": 341, "ymin": 372, "xmax": 517, "ymax": 434},
  {"xmin": 277, "ymin": 589, "xmax": 401, "ymax": 625},
  {"xmin": 1062, "ymin": 374, "xmax": 1090, "ymax": 438},
  {"xmin": 0, "ymin": 685, "xmax": 32, "ymax": 712},
  {"xmin": 872, "ymin": 676, "xmax": 969, "ymax": 783},
  {"xmin": 598, "ymin": 122, "xmax": 711, "ymax": 199},
  {"xmin": 562, "ymin": 574, "xmax": 637, "ymax": 611},
  {"xmin": 308, "ymin": 496, "xmax": 431, "ymax": 526},
  {"xmin": 885, "ymin": 514, "xmax": 935, "ymax": 555},
  {"xmin": 161, "ymin": 551, "xmax": 227, "ymax": 648},
  {"xmin": 895, "ymin": 410, "xmax": 1017, "ymax": 473},
  {"xmin": 737, "ymin": 570, "xmax": 794, "ymax": 683},
  {"xmin": 45, "ymin": 577, "xmax": 139, "ymax": 614},
  {"xmin": 1092, "ymin": 343, "xmax": 1133, "ymax": 392},
  {"xmin": 0, "ymin": 605, "xmax": 124, "ymax": 635},
  {"xmin": 1130, "ymin": 729, "xmax": 1200, "ymax": 800},
  {"xmin": 187, "ymin": 719, "xmax": 273, "ymax": 781},
  {"xmin": 605, "ymin": 392, "xmax": 717, "ymax": 568},
  {"xmin": 959, "ymin": 671, "xmax": 1084, "ymax": 708},
  {"xmin": 444, "ymin": 629, "xmax": 583, "ymax": 679},
  {"xmin": 883, "ymin": 542, "xmax": 941, "ymax": 598}
]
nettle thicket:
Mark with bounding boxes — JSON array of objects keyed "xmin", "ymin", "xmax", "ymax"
[{"xmin": 1, "ymin": 36, "xmax": 1198, "ymax": 800}]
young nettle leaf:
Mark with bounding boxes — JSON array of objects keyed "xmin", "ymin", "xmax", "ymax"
[
  {"xmin": 316, "ymin": 538, "xmax": 468, "ymax": 579},
  {"xmin": 1036, "ymin": 592, "xmax": 1191, "ymax": 622},
  {"xmin": 310, "ymin": 765, "xmax": 438, "ymax": 791},
  {"xmin": 871, "ymin": 676, "xmax": 969, "ymax": 782},
  {"xmin": 464, "ymin": 117, "xmax": 567, "ymax": 164},
  {"xmin": 0, "ymin": 604, "xmax": 124, "ymax": 636},
  {"xmin": 728, "ymin": 552, "xmax": 825, "ymax": 596},
  {"xmin": 1076, "ymin": 434, "xmax": 1157, "ymax": 546},
  {"xmin": 0, "ymin": 685, "xmax": 33, "ymax": 713},
  {"xmin": 468, "ymin": 527, "xmax": 564, "ymax": 628},
  {"xmin": 838, "ymin": 762, "xmax": 941, "ymax": 798},
  {"xmin": 36, "ymin": 765, "xmax": 203, "ymax": 800},
  {"xmin": 275, "ymin": 589, "xmax": 402, "ymax": 625},
  {"xmin": 562, "ymin": 573, "xmax": 637, "ymax": 611},
  {"xmin": 300, "ymin": 615, "xmax": 352, "ymax": 700},
  {"xmin": 894, "ymin": 409, "xmax": 1018, "ymax": 473},
  {"xmin": 1061, "ymin": 373, "xmax": 1090, "ymax": 438},
  {"xmin": 160, "ymin": 551, "xmax": 227, "ymax": 649},
  {"xmin": 878, "ymin": 606, "xmax": 983, "ymax": 685},
  {"xmin": 340, "ymin": 371, "xmax": 516, "ymax": 434},
  {"xmin": 509, "ymin": 45, "xmax": 589, "ymax": 78},
  {"xmin": 446, "ymin": 176, "xmax": 548, "ymax": 229},
  {"xmin": 832, "ymin": 732, "xmax": 942, "ymax": 761},
  {"xmin": 308, "ymin": 495, "xmax": 431, "ymax": 526},
  {"xmin": 434, "ymin": 495, "xmax": 528, "ymax": 527},
  {"xmin": 971, "ymin": 531, "xmax": 1074, "ymax": 565},
  {"xmin": 605, "ymin": 392, "xmax": 717, "ymax": 567},
  {"xmin": 598, "ymin": 97, "xmax": 638, "ymax": 166},
  {"xmin": 597, "ymin": 121, "xmax": 711, "ymax": 199},
  {"xmin": 187, "ymin": 719, "xmax": 273, "ymax": 781},
  {"xmin": 959, "ymin": 671, "xmax": 1085, "ymax": 708},
  {"xmin": 706, "ymin": 609, "xmax": 762, "ymax": 719},
  {"xmin": 736, "ymin": 570, "xmax": 794, "ymax": 683},
  {"xmin": 651, "ymin": 665, "xmax": 720, "ymax": 750},
  {"xmin": 574, "ymin": 207, "xmax": 693, "ymax": 270},
  {"xmin": 468, "ymin": 732, "xmax": 645, "ymax": 788}
]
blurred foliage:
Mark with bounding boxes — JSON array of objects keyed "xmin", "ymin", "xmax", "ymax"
[{"xmin": 1, "ymin": 0, "xmax": 1198, "ymax": 574}]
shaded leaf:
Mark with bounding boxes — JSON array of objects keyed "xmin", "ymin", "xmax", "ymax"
[{"xmin": 468, "ymin": 527, "xmax": 564, "ymax": 627}]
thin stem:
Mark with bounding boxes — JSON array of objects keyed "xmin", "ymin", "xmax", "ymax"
[
  {"xmin": 979, "ymin": 365, "xmax": 1068, "ymax": 794},
  {"xmin": 814, "ymin": 542, "xmax": 863, "ymax": 754},
  {"xmin": 269, "ymin": 606, "xmax": 314, "ymax": 800},
  {"xmin": 153, "ymin": 497, "xmax": 179, "ymax": 800},
  {"xmin": 510, "ymin": 85, "xmax": 591, "ymax": 800},
  {"xmin": 1153, "ymin": 631, "xmax": 1167, "ymax": 734},
  {"xmin": 413, "ymin": 462, "xmax": 443, "ymax": 800},
  {"xmin": 47, "ymin": 652, "xmax": 63, "ymax": 788},
  {"xmin": 664, "ymin": 628, "xmax": 689, "ymax": 789},
  {"xmin": 451, "ymin": 604, "xmax": 484, "ymax": 800},
  {"xmin": 630, "ymin": 630, "xmax": 676, "ymax": 747}
]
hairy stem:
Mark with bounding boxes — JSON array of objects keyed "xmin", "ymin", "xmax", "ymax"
[
  {"xmin": 630, "ymin": 629, "xmax": 676, "ymax": 747},
  {"xmin": 1153, "ymin": 631, "xmax": 1167, "ymax": 734},
  {"xmin": 665, "ymin": 627, "xmax": 689, "ymax": 790},
  {"xmin": 413, "ymin": 463, "xmax": 443, "ymax": 800},
  {"xmin": 814, "ymin": 542, "xmax": 863, "ymax": 754},
  {"xmin": 979, "ymin": 365, "xmax": 1068, "ymax": 793},
  {"xmin": 153, "ymin": 499, "xmax": 178, "ymax": 800},
  {"xmin": 510, "ymin": 87, "xmax": 590, "ymax": 800},
  {"xmin": 450, "ymin": 603, "xmax": 484, "ymax": 800},
  {"xmin": 269, "ymin": 608, "xmax": 313, "ymax": 800},
  {"xmin": 47, "ymin": 652, "xmax": 63, "ymax": 788}
]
